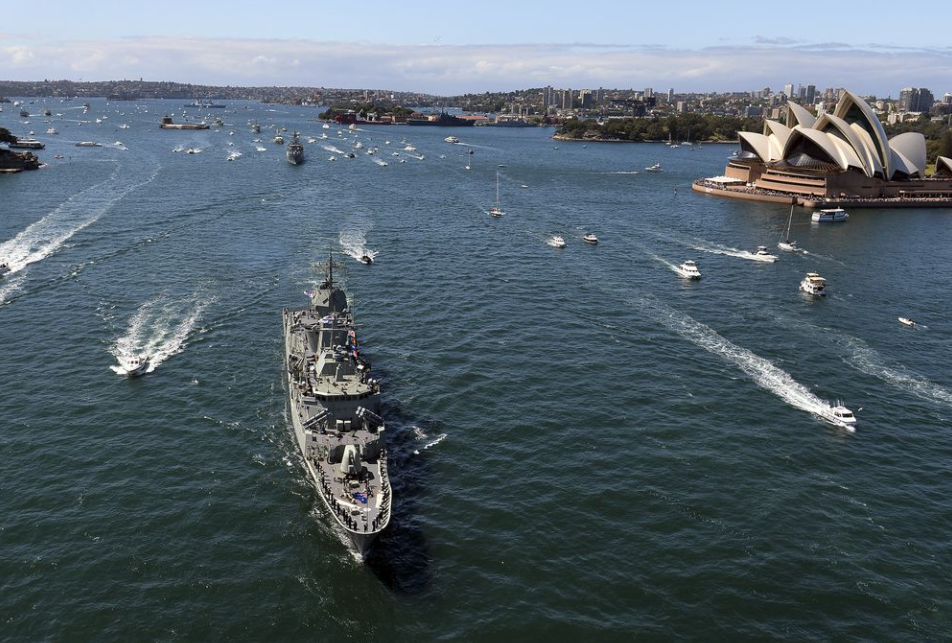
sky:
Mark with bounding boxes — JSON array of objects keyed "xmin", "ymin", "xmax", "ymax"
[{"xmin": 2, "ymin": 0, "xmax": 951, "ymax": 96}]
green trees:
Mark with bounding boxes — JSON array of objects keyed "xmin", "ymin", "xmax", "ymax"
[
  {"xmin": 555, "ymin": 114, "xmax": 761, "ymax": 142},
  {"xmin": 0, "ymin": 126, "xmax": 18, "ymax": 144}
]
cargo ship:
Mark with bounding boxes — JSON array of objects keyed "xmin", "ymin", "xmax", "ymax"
[
  {"xmin": 407, "ymin": 110, "xmax": 475, "ymax": 127},
  {"xmin": 159, "ymin": 115, "xmax": 210, "ymax": 130}
]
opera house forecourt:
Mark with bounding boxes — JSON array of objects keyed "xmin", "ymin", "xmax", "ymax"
[{"xmin": 694, "ymin": 90, "xmax": 952, "ymax": 208}]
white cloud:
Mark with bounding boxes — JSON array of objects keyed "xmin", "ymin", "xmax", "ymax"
[{"xmin": 0, "ymin": 36, "xmax": 950, "ymax": 95}]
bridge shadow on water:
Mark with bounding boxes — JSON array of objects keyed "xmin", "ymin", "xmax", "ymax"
[{"xmin": 363, "ymin": 398, "xmax": 438, "ymax": 595}]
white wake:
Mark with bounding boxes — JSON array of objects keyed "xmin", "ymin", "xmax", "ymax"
[
  {"xmin": 637, "ymin": 297, "xmax": 855, "ymax": 430},
  {"xmin": 110, "ymin": 295, "xmax": 210, "ymax": 375},
  {"xmin": 339, "ymin": 230, "xmax": 377, "ymax": 263},
  {"xmin": 0, "ymin": 159, "xmax": 160, "ymax": 303}
]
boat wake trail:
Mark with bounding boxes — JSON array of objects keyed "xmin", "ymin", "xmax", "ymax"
[
  {"xmin": 773, "ymin": 315, "xmax": 952, "ymax": 409},
  {"xmin": 649, "ymin": 253, "xmax": 684, "ymax": 276},
  {"xmin": 0, "ymin": 158, "xmax": 160, "ymax": 304},
  {"xmin": 635, "ymin": 296, "xmax": 852, "ymax": 429},
  {"xmin": 110, "ymin": 294, "xmax": 210, "ymax": 375},
  {"xmin": 322, "ymin": 144, "xmax": 344, "ymax": 155},
  {"xmin": 412, "ymin": 426, "xmax": 447, "ymax": 454},
  {"xmin": 689, "ymin": 241, "xmax": 770, "ymax": 262},
  {"xmin": 339, "ymin": 230, "xmax": 377, "ymax": 263}
]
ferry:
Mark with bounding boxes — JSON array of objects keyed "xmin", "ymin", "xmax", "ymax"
[
  {"xmin": 676, "ymin": 260, "xmax": 702, "ymax": 279},
  {"xmin": 9, "ymin": 138, "xmax": 45, "ymax": 149},
  {"xmin": 799, "ymin": 273, "xmax": 826, "ymax": 296},
  {"xmin": 812, "ymin": 208, "xmax": 848, "ymax": 222}
]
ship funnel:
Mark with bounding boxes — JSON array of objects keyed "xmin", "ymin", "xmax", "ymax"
[{"xmin": 340, "ymin": 444, "xmax": 362, "ymax": 476}]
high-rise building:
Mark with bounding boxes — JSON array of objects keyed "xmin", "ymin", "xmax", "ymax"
[
  {"xmin": 561, "ymin": 89, "xmax": 573, "ymax": 110},
  {"xmin": 783, "ymin": 83, "xmax": 794, "ymax": 98},
  {"xmin": 806, "ymin": 85, "xmax": 816, "ymax": 104},
  {"xmin": 899, "ymin": 87, "xmax": 935, "ymax": 112},
  {"xmin": 596, "ymin": 87, "xmax": 604, "ymax": 105},
  {"xmin": 543, "ymin": 85, "xmax": 554, "ymax": 107},
  {"xmin": 644, "ymin": 87, "xmax": 654, "ymax": 99},
  {"xmin": 667, "ymin": 88, "xmax": 674, "ymax": 103},
  {"xmin": 578, "ymin": 90, "xmax": 593, "ymax": 109}
]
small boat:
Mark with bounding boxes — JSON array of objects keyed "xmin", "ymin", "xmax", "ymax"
[
  {"xmin": 273, "ymin": 134, "xmax": 284, "ymax": 144},
  {"xmin": 322, "ymin": 123, "xmax": 330, "ymax": 129},
  {"xmin": 827, "ymin": 402, "xmax": 857, "ymax": 431},
  {"xmin": 444, "ymin": 136, "xmax": 459, "ymax": 144},
  {"xmin": 645, "ymin": 163, "xmax": 662, "ymax": 172},
  {"xmin": 778, "ymin": 205, "xmax": 798, "ymax": 252},
  {"xmin": 185, "ymin": 148, "xmax": 200, "ymax": 154},
  {"xmin": 800, "ymin": 272, "xmax": 826, "ymax": 296},
  {"xmin": 404, "ymin": 145, "xmax": 416, "ymax": 151},
  {"xmin": 812, "ymin": 208, "xmax": 848, "ymax": 222},
  {"xmin": 489, "ymin": 207, "xmax": 504, "ymax": 217},
  {"xmin": 583, "ymin": 233, "xmax": 599, "ymax": 245},
  {"xmin": 119, "ymin": 356, "xmax": 150, "ymax": 377},
  {"xmin": 75, "ymin": 141, "xmax": 102, "ymax": 147},
  {"xmin": 551, "ymin": 235, "xmax": 566, "ymax": 249},
  {"xmin": 489, "ymin": 170, "xmax": 505, "ymax": 216},
  {"xmin": 752, "ymin": 245, "xmax": 778, "ymax": 262},
  {"xmin": 118, "ymin": 123, "xmax": 130, "ymax": 129},
  {"xmin": 520, "ymin": 184, "xmax": 529, "ymax": 189},
  {"xmin": 0, "ymin": 262, "xmax": 11, "ymax": 279},
  {"xmin": 898, "ymin": 317, "xmax": 917, "ymax": 327},
  {"xmin": 227, "ymin": 151, "xmax": 242, "ymax": 161},
  {"xmin": 676, "ymin": 260, "xmax": 702, "ymax": 279},
  {"xmin": 359, "ymin": 254, "xmax": 374, "ymax": 265},
  {"xmin": 45, "ymin": 127, "xmax": 58, "ymax": 135},
  {"xmin": 345, "ymin": 152, "xmax": 356, "ymax": 159}
]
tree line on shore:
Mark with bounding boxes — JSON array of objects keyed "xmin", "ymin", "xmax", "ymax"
[{"xmin": 556, "ymin": 114, "xmax": 763, "ymax": 142}]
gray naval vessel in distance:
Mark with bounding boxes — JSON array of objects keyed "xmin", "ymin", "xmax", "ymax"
[
  {"xmin": 283, "ymin": 258, "xmax": 391, "ymax": 557},
  {"xmin": 286, "ymin": 132, "xmax": 305, "ymax": 165}
]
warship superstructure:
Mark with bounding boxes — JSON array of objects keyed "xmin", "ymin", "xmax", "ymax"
[{"xmin": 283, "ymin": 259, "xmax": 391, "ymax": 556}]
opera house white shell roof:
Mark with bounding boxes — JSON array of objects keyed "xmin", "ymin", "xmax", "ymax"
[{"xmin": 737, "ymin": 90, "xmax": 930, "ymax": 180}]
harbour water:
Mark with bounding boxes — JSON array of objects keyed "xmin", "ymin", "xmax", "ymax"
[{"xmin": 2, "ymin": 100, "xmax": 952, "ymax": 641}]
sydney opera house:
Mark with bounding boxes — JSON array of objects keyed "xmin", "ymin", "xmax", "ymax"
[{"xmin": 695, "ymin": 90, "xmax": 952, "ymax": 207}]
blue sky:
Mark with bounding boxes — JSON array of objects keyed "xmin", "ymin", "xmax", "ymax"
[{"xmin": 2, "ymin": 0, "xmax": 951, "ymax": 95}]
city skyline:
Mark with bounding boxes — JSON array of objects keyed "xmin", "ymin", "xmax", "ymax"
[{"xmin": 2, "ymin": 1, "xmax": 952, "ymax": 95}]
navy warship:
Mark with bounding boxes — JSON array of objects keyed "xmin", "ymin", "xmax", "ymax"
[
  {"xmin": 286, "ymin": 132, "xmax": 305, "ymax": 165},
  {"xmin": 283, "ymin": 258, "xmax": 391, "ymax": 556}
]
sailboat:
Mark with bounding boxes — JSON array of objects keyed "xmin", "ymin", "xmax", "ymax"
[
  {"xmin": 778, "ymin": 205, "xmax": 798, "ymax": 252},
  {"xmin": 489, "ymin": 170, "xmax": 504, "ymax": 217}
]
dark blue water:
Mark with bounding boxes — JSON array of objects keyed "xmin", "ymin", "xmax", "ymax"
[{"xmin": 2, "ymin": 99, "xmax": 951, "ymax": 642}]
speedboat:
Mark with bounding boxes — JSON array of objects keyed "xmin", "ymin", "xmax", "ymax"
[
  {"xmin": 551, "ymin": 235, "xmax": 566, "ymax": 249},
  {"xmin": 898, "ymin": 317, "xmax": 917, "ymax": 327},
  {"xmin": 827, "ymin": 402, "xmax": 857, "ymax": 431},
  {"xmin": 800, "ymin": 273, "xmax": 826, "ymax": 296},
  {"xmin": 583, "ymin": 233, "xmax": 599, "ymax": 245},
  {"xmin": 119, "ymin": 356, "xmax": 150, "ymax": 377},
  {"xmin": 0, "ymin": 262, "xmax": 11, "ymax": 279},
  {"xmin": 489, "ymin": 207, "xmax": 504, "ymax": 217},
  {"xmin": 676, "ymin": 260, "xmax": 702, "ymax": 279},
  {"xmin": 645, "ymin": 162, "xmax": 662, "ymax": 172},
  {"xmin": 359, "ymin": 254, "xmax": 374, "ymax": 265},
  {"xmin": 812, "ymin": 208, "xmax": 848, "ymax": 222},
  {"xmin": 185, "ymin": 148, "xmax": 200, "ymax": 154},
  {"xmin": 444, "ymin": 136, "xmax": 459, "ymax": 144},
  {"xmin": 752, "ymin": 245, "xmax": 778, "ymax": 262}
]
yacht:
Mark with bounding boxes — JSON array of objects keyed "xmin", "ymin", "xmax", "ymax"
[
  {"xmin": 645, "ymin": 162, "xmax": 663, "ymax": 172},
  {"xmin": 800, "ymin": 273, "xmax": 826, "ymax": 296},
  {"xmin": 676, "ymin": 260, "xmax": 702, "ymax": 279},
  {"xmin": 118, "ymin": 356, "xmax": 150, "ymax": 378},
  {"xmin": 489, "ymin": 170, "xmax": 505, "ymax": 217},
  {"xmin": 812, "ymin": 208, "xmax": 848, "ymax": 222},
  {"xmin": 752, "ymin": 245, "xmax": 778, "ymax": 262},
  {"xmin": 551, "ymin": 235, "xmax": 567, "ymax": 249},
  {"xmin": 444, "ymin": 136, "xmax": 459, "ymax": 144},
  {"xmin": 778, "ymin": 205, "xmax": 798, "ymax": 252},
  {"xmin": 898, "ymin": 317, "xmax": 917, "ymax": 327},
  {"xmin": 583, "ymin": 233, "xmax": 599, "ymax": 245}
]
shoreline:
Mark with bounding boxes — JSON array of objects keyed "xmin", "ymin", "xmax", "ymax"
[
  {"xmin": 551, "ymin": 134, "xmax": 737, "ymax": 144},
  {"xmin": 692, "ymin": 180, "xmax": 952, "ymax": 209}
]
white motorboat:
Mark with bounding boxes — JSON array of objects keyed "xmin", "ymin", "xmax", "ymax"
[
  {"xmin": 645, "ymin": 162, "xmax": 662, "ymax": 172},
  {"xmin": 800, "ymin": 272, "xmax": 826, "ymax": 296},
  {"xmin": 583, "ymin": 233, "xmax": 599, "ymax": 245},
  {"xmin": 45, "ymin": 127, "xmax": 58, "ymax": 135},
  {"xmin": 404, "ymin": 144, "xmax": 416, "ymax": 151},
  {"xmin": 119, "ymin": 356, "xmax": 150, "ymax": 377},
  {"xmin": 444, "ymin": 136, "xmax": 459, "ymax": 144},
  {"xmin": 827, "ymin": 402, "xmax": 857, "ymax": 431},
  {"xmin": 185, "ymin": 148, "xmax": 201, "ymax": 154},
  {"xmin": 227, "ymin": 151, "xmax": 242, "ymax": 161},
  {"xmin": 322, "ymin": 123, "xmax": 330, "ymax": 129},
  {"xmin": 0, "ymin": 262, "xmax": 11, "ymax": 279},
  {"xmin": 898, "ymin": 317, "xmax": 917, "ymax": 327},
  {"xmin": 551, "ymin": 235, "xmax": 567, "ymax": 249},
  {"xmin": 520, "ymin": 184, "xmax": 529, "ymax": 189},
  {"xmin": 778, "ymin": 205, "xmax": 798, "ymax": 252},
  {"xmin": 812, "ymin": 208, "xmax": 848, "ymax": 222},
  {"xmin": 273, "ymin": 134, "xmax": 284, "ymax": 144},
  {"xmin": 359, "ymin": 254, "xmax": 374, "ymax": 265},
  {"xmin": 676, "ymin": 260, "xmax": 702, "ymax": 279},
  {"xmin": 752, "ymin": 245, "xmax": 778, "ymax": 262}
]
